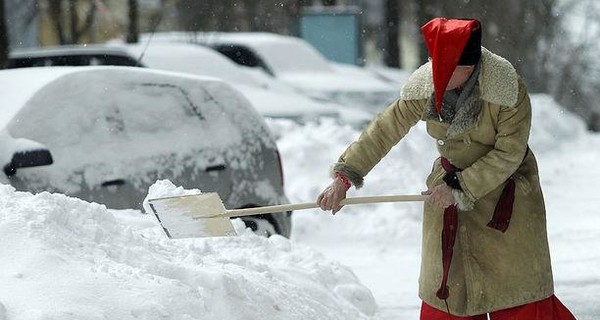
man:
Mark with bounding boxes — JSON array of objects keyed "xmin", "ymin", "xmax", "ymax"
[{"xmin": 317, "ymin": 18, "xmax": 576, "ymax": 319}]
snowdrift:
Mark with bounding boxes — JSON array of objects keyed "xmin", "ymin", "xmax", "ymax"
[{"xmin": 0, "ymin": 182, "xmax": 375, "ymax": 320}]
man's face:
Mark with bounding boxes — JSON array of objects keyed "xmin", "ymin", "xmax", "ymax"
[{"xmin": 446, "ymin": 65, "xmax": 475, "ymax": 91}]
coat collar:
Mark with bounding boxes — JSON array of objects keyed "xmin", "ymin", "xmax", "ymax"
[
  {"xmin": 400, "ymin": 47, "xmax": 519, "ymax": 108},
  {"xmin": 422, "ymin": 63, "xmax": 483, "ymax": 139}
]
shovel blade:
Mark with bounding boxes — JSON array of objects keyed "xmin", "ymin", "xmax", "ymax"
[{"xmin": 147, "ymin": 193, "xmax": 237, "ymax": 238}]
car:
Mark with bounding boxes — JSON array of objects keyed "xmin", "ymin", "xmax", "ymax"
[
  {"xmin": 142, "ymin": 32, "xmax": 400, "ymax": 114},
  {"xmin": 9, "ymin": 44, "xmax": 371, "ymax": 128},
  {"xmin": 121, "ymin": 43, "xmax": 371, "ymax": 127},
  {"xmin": 0, "ymin": 66, "xmax": 292, "ymax": 237}
]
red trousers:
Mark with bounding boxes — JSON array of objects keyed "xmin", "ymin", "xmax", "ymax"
[{"xmin": 420, "ymin": 295, "xmax": 576, "ymax": 320}]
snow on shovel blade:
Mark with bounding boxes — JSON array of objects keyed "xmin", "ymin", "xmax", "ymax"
[{"xmin": 147, "ymin": 193, "xmax": 237, "ymax": 239}]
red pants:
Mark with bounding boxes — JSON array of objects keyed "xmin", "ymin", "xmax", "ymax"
[{"xmin": 420, "ymin": 295, "xmax": 576, "ymax": 320}]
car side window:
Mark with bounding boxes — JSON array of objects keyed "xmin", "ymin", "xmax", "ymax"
[
  {"xmin": 95, "ymin": 55, "xmax": 141, "ymax": 67},
  {"xmin": 8, "ymin": 53, "xmax": 142, "ymax": 69},
  {"xmin": 49, "ymin": 55, "xmax": 90, "ymax": 66},
  {"xmin": 7, "ymin": 57, "xmax": 49, "ymax": 68},
  {"xmin": 214, "ymin": 45, "xmax": 261, "ymax": 67},
  {"xmin": 213, "ymin": 45, "xmax": 274, "ymax": 76}
]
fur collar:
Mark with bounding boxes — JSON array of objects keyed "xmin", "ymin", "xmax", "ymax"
[
  {"xmin": 422, "ymin": 67, "xmax": 483, "ymax": 139},
  {"xmin": 400, "ymin": 47, "xmax": 519, "ymax": 108}
]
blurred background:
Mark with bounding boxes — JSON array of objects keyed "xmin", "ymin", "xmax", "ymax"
[{"xmin": 1, "ymin": 0, "xmax": 599, "ymax": 131}]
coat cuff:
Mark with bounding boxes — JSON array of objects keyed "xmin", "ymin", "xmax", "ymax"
[
  {"xmin": 331, "ymin": 163, "xmax": 364, "ymax": 189},
  {"xmin": 452, "ymin": 189, "xmax": 475, "ymax": 211}
]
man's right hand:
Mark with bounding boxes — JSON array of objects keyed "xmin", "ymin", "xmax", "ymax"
[{"xmin": 317, "ymin": 179, "xmax": 347, "ymax": 214}]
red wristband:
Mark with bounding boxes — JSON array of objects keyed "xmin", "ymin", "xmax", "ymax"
[{"xmin": 336, "ymin": 173, "xmax": 351, "ymax": 190}]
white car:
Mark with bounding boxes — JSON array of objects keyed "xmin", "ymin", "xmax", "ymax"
[
  {"xmin": 142, "ymin": 32, "xmax": 400, "ymax": 114},
  {"xmin": 122, "ymin": 43, "xmax": 372, "ymax": 127},
  {"xmin": 0, "ymin": 66, "xmax": 292, "ymax": 237}
]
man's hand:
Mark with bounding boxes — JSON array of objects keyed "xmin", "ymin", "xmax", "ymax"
[
  {"xmin": 317, "ymin": 179, "xmax": 347, "ymax": 214},
  {"xmin": 422, "ymin": 184, "xmax": 455, "ymax": 208}
]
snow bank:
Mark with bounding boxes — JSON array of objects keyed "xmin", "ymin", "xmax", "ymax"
[
  {"xmin": 0, "ymin": 182, "xmax": 376, "ymax": 320},
  {"xmin": 529, "ymin": 94, "xmax": 587, "ymax": 153}
]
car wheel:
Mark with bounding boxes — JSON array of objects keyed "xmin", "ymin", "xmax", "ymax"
[{"xmin": 241, "ymin": 217, "xmax": 277, "ymax": 237}]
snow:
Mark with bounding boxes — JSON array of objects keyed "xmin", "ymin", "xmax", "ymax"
[
  {"xmin": 0, "ymin": 182, "xmax": 375, "ymax": 320},
  {"xmin": 1, "ymin": 67, "xmax": 599, "ymax": 320},
  {"xmin": 0, "ymin": 68, "xmax": 75, "ymax": 128}
]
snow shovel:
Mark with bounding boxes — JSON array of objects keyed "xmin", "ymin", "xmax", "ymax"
[{"xmin": 146, "ymin": 192, "xmax": 427, "ymax": 239}]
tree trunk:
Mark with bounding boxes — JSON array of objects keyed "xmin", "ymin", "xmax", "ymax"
[
  {"xmin": 48, "ymin": 0, "xmax": 66, "ymax": 44},
  {"xmin": 414, "ymin": 0, "xmax": 431, "ymax": 64},
  {"xmin": 69, "ymin": 0, "xmax": 77, "ymax": 44},
  {"xmin": 126, "ymin": 0, "xmax": 139, "ymax": 43},
  {"xmin": 0, "ymin": 0, "xmax": 8, "ymax": 69},
  {"xmin": 384, "ymin": 0, "xmax": 401, "ymax": 67}
]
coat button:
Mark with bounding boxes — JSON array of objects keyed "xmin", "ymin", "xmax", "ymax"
[{"xmin": 437, "ymin": 139, "xmax": 445, "ymax": 146}]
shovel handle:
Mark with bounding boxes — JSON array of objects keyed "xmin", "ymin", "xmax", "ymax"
[{"xmin": 224, "ymin": 194, "xmax": 427, "ymax": 218}]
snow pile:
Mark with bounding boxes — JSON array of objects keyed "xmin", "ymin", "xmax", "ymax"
[
  {"xmin": 529, "ymin": 94, "xmax": 587, "ymax": 153},
  {"xmin": 268, "ymin": 117, "xmax": 433, "ymax": 245},
  {"xmin": 0, "ymin": 182, "xmax": 376, "ymax": 320}
]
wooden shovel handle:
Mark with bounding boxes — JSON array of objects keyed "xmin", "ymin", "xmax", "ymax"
[{"xmin": 224, "ymin": 194, "xmax": 427, "ymax": 218}]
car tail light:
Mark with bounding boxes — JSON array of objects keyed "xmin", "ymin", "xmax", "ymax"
[{"xmin": 275, "ymin": 149, "xmax": 284, "ymax": 187}]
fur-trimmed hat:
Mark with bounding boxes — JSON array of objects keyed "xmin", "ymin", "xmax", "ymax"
[{"xmin": 421, "ymin": 18, "xmax": 482, "ymax": 115}]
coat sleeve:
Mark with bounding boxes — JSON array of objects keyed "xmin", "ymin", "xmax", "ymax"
[
  {"xmin": 332, "ymin": 98, "xmax": 425, "ymax": 188},
  {"xmin": 456, "ymin": 78, "xmax": 532, "ymax": 202}
]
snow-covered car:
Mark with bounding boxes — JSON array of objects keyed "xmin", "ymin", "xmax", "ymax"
[
  {"xmin": 9, "ymin": 44, "xmax": 371, "ymax": 128},
  {"xmin": 0, "ymin": 66, "xmax": 292, "ymax": 237},
  {"xmin": 122, "ymin": 43, "xmax": 372, "ymax": 127},
  {"xmin": 143, "ymin": 32, "xmax": 400, "ymax": 114}
]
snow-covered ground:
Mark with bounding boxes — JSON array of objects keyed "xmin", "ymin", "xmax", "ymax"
[{"xmin": 0, "ymin": 93, "xmax": 598, "ymax": 319}]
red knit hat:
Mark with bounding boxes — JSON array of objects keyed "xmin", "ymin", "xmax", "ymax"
[{"xmin": 421, "ymin": 18, "xmax": 481, "ymax": 115}]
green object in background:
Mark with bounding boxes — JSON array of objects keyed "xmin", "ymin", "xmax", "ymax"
[{"xmin": 299, "ymin": 8, "xmax": 362, "ymax": 66}]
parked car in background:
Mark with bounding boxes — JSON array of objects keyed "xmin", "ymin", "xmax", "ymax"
[
  {"xmin": 122, "ymin": 43, "xmax": 371, "ymax": 127},
  {"xmin": 8, "ymin": 44, "xmax": 371, "ymax": 128},
  {"xmin": 0, "ymin": 66, "xmax": 292, "ymax": 237},
  {"xmin": 143, "ymin": 32, "xmax": 400, "ymax": 114}
]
